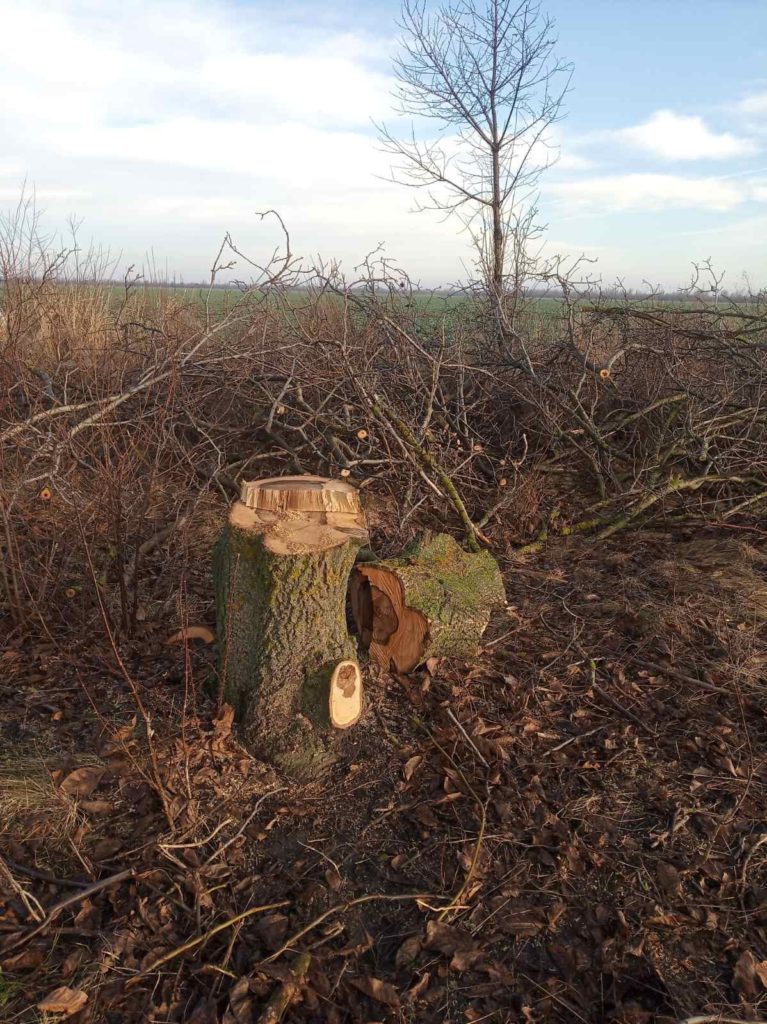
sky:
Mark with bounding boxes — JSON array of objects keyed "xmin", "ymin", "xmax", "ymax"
[{"xmin": 1, "ymin": 0, "xmax": 766, "ymax": 289}]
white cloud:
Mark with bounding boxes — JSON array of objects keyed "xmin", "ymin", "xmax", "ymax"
[
  {"xmin": 619, "ymin": 109, "xmax": 756, "ymax": 161},
  {"xmin": 0, "ymin": 163, "xmax": 24, "ymax": 179},
  {"xmin": 47, "ymin": 117, "xmax": 391, "ymax": 191},
  {"xmin": 199, "ymin": 53, "xmax": 392, "ymax": 125},
  {"xmin": 735, "ymin": 92, "xmax": 767, "ymax": 116},
  {"xmin": 547, "ymin": 173, "xmax": 744, "ymax": 211},
  {"xmin": 0, "ymin": 188, "xmax": 86, "ymax": 202},
  {"xmin": 0, "ymin": 1, "xmax": 392, "ymax": 129},
  {"xmin": 556, "ymin": 152, "xmax": 595, "ymax": 171}
]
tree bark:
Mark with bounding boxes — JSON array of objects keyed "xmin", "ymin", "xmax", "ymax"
[
  {"xmin": 351, "ymin": 532, "xmax": 505, "ymax": 673},
  {"xmin": 213, "ymin": 477, "xmax": 367, "ymax": 776}
]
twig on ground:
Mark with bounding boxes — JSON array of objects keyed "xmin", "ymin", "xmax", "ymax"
[
  {"xmin": 1, "ymin": 868, "xmax": 134, "ymax": 955},
  {"xmin": 446, "ymin": 709, "xmax": 489, "ymax": 768},
  {"xmin": 0, "ymin": 856, "xmax": 45, "ymax": 922},
  {"xmin": 262, "ymin": 893, "xmax": 435, "ymax": 965},
  {"xmin": 680, "ymin": 1018, "xmax": 767, "ymax": 1024},
  {"xmin": 632, "ymin": 657, "xmax": 765, "ymax": 709},
  {"xmin": 3, "ymin": 861, "xmax": 91, "ymax": 889},
  {"xmin": 203, "ymin": 787, "xmax": 287, "ymax": 868},
  {"xmin": 256, "ymin": 952, "xmax": 312, "ymax": 1024},
  {"xmin": 127, "ymin": 900, "xmax": 291, "ymax": 984},
  {"xmin": 424, "ymin": 726, "xmax": 489, "ymax": 922},
  {"xmin": 549, "ymin": 725, "xmax": 605, "ymax": 753},
  {"xmin": 582, "ymin": 656, "xmax": 656, "ymax": 738}
]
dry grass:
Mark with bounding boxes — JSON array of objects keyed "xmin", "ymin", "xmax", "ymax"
[
  {"xmin": 655, "ymin": 537, "xmax": 767, "ymax": 624},
  {"xmin": 0, "ymin": 750, "xmax": 84, "ymax": 850}
]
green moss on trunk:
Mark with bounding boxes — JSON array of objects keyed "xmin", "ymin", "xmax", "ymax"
[{"xmin": 354, "ymin": 532, "xmax": 505, "ymax": 671}]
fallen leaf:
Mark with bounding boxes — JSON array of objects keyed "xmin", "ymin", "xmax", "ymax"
[
  {"xmin": 407, "ymin": 971, "xmax": 430, "ymax": 1001},
  {"xmin": 61, "ymin": 949, "xmax": 87, "ymax": 978},
  {"xmin": 112, "ymin": 717, "xmax": 137, "ymax": 742},
  {"xmin": 395, "ymin": 935, "xmax": 422, "ymax": 969},
  {"xmin": 167, "ymin": 625, "xmax": 215, "ymax": 645},
  {"xmin": 325, "ymin": 867, "xmax": 342, "ymax": 892},
  {"xmin": 656, "ymin": 861, "xmax": 682, "ymax": 895},
  {"xmin": 403, "ymin": 755, "xmax": 422, "ymax": 781},
  {"xmin": 734, "ymin": 950, "xmax": 760, "ymax": 998},
  {"xmin": 37, "ymin": 987, "xmax": 89, "ymax": 1017},
  {"xmin": 350, "ymin": 976, "xmax": 400, "ymax": 1008},
  {"xmin": 60, "ymin": 766, "xmax": 104, "ymax": 798},
  {"xmin": 450, "ymin": 948, "xmax": 484, "ymax": 972},
  {"xmin": 756, "ymin": 961, "xmax": 767, "ymax": 988},
  {"xmin": 92, "ymin": 838, "xmax": 123, "ymax": 861},
  {"xmin": 79, "ymin": 800, "xmax": 114, "ymax": 814},
  {"xmin": 425, "ymin": 920, "xmax": 477, "ymax": 957},
  {"xmin": 1, "ymin": 948, "xmax": 43, "ymax": 971},
  {"xmin": 223, "ymin": 976, "xmax": 252, "ymax": 1024},
  {"xmin": 213, "ymin": 704, "xmax": 235, "ymax": 741}
]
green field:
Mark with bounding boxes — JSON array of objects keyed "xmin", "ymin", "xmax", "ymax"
[{"xmin": 95, "ymin": 283, "xmax": 567, "ymax": 320}]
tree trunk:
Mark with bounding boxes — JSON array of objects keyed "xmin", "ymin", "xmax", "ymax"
[
  {"xmin": 491, "ymin": 143, "xmax": 505, "ymax": 304},
  {"xmin": 213, "ymin": 476, "xmax": 367, "ymax": 776},
  {"xmin": 350, "ymin": 532, "xmax": 505, "ymax": 673}
]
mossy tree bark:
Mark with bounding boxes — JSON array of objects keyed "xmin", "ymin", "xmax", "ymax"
[
  {"xmin": 213, "ymin": 478, "xmax": 367, "ymax": 776},
  {"xmin": 351, "ymin": 532, "xmax": 505, "ymax": 673}
]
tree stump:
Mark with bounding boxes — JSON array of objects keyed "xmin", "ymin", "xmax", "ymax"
[
  {"xmin": 350, "ymin": 532, "xmax": 505, "ymax": 673},
  {"xmin": 213, "ymin": 476, "xmax": 368, "ymax": 775}
]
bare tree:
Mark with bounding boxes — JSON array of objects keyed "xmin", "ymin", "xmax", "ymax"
[{"xmin": 379, "ymin": 0, "xmax": 571, "ymax": 334}]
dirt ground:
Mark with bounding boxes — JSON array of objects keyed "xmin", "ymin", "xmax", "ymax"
[{"xmin": 1, "ymin": 528, "xmax": 767, "ymax": 1023}]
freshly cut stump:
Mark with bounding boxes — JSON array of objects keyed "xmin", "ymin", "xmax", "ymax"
[
  {"xmin": 351, "ymin": 532, "xmax": 505, "ymax": 673},
  {"xmin": 213, "ymin": 475, "xmax": 368, "ymax": 776}
]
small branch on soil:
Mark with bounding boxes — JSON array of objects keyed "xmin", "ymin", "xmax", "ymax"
[
  {"xmin": 127, "ymin": 900, "xmax": 291, "ymax": 985},
  {"xmin": 256, "ymin": 952, "xmax": 312, "ymax": 1024},
  {"xmin": 447, "ymin": 709, "xmax": 489, "ymax": 768},
  {"xmin": 584, "ymin": 657, "xmax": 656, "ymax": 738},
  {"xmin": 425, "ymin": 727, "xmax": 489, "ymax": 922},
  {"xmin": 1, "ymin": 868, "xmax": 134, "ymax": 955},
  {"xmin": 262, "ymin": 893, "xmax": 435, "ymax": 965},
  {"xmin": 0, "ymin": 856, "xmax": 45, "ymax": 922},
  {"xmin": 203, "ymin": 787, "xmax": 287, "ymax": 868},
  {"xmin": 2, "ymin": 860, "xmax": 91, "ymax": 889},
  {"xmin": 632, "ymin": 657, "xmax": 766, "ymax": 709},
  {"xmin": 591, "ymin": 679, "xmax": 655, "ymax": 738},
  {"xmin": 549, "ymin": 725, "xmax": 605, "ymax": 753},
  {"xmin": 680, "ymin": 1018, "xmax": 767, "ymax": 1024}
]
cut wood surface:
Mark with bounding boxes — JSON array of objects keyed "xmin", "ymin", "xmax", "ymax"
[
  {"xmin": 351, "ymin": 532, "xmax": 505, "ymax": 673},
  {"xmin": 307, "ymin": 659, "xmax": 364, "ymax": 730},
  {"xmin": 240, "ymin": 475, "xmax": 362, "ymax": 515},
  {"xmin": 214, "ymin": 476, "xmax": 368, "ymax": 775}
]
